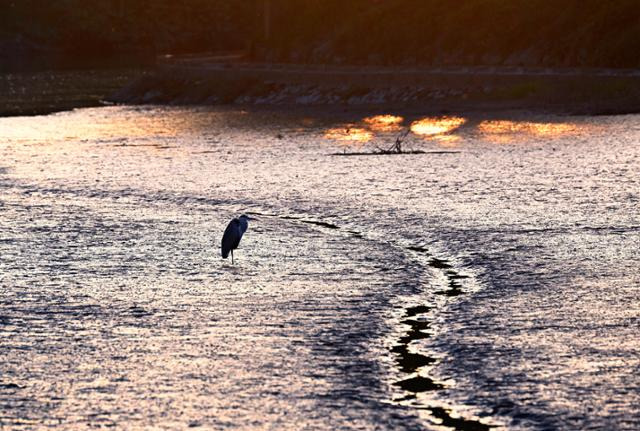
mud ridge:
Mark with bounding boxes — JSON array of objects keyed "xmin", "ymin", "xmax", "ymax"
[
  {"xmin": 233, "ymin": 208, "xmax": 494, "ymax": 428},
  {"xmin": 393, "ymin": 245, "xmax": 495, "ymax": 429}
]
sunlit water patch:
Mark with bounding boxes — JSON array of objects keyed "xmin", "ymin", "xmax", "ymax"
[
  {"xmin": 0, "ymin": 106, "xmax": 638, "ymax": 430},
  {"xmin": 363, "ymin": 115, "xmax": 405, "ymax": 132},
  {"xmin": 410, "ymin": 116, "xmax": 467, "ymax": 138}
]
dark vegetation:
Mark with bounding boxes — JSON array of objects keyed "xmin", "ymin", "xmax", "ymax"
[
  {"xmin": 3, "ymin": 1, "xmax": 640, "ymax": 72},
  {"xmin": 259, "ymin": 0, "xmax": 640, "ymax": 68},
  {"xmin": 0, "ymin": 1, "xmax": 249, "ymax": 71}
]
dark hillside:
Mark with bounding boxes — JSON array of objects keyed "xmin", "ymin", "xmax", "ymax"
[
  {"xmin": 0, "ymin": 0, "xmax": 249, "ymax": 71},
  {"xmin": 257, "ymin": 0, "xmax": 640, "ymax": 68},
  {"xmin": 3, "ymin": 1, "xmax": 639, "ymax": 71}
]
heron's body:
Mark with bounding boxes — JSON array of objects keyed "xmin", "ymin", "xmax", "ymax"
[{"xmin": 221, "ymin": 215, "xmax": 252, "ymax": 263}]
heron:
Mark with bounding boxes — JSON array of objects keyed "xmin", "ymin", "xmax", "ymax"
[{"xmin": 221, "ymin": 214, "xmax": 255, "ymax": 264}]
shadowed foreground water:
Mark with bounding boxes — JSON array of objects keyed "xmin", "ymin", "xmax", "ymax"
[{"xmin": 0, "ymin": 107, "xmax": 638, "ymax": 430}]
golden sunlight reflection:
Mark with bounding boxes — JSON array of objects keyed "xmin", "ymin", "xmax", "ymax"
[
  {"xmin": 1, "ymin": 110, "xmax": 180, "ymax": 143},
  {"xmin": 0, "ymin": 108, "xmax": 201, "ymax": 180},
  {"xmin": 324, "ymin": 126, "xmax": 373, "ymax": 144},
  {"xmin": 478, "ymin": 120, "xmax": 579, "ymax": 143},
  {"xmin": 363, "ymin": 115, "xmax": 404, "ymax": 132},
  {"xmin": 431, "ymin": 134, "xmax": 463, "ymax": 147},
  {"xmin": 410, "ymin": 116, "xmax": 466, "ymax": 137}
]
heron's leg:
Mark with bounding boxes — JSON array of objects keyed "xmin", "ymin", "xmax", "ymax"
[{"xmin": 231, "ymin": 249, "xmax": 234, "ymax": 265}]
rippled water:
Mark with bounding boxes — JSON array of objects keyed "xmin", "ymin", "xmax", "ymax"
[{"xmin": 1, "ymin": 106, "xmax": 638, "ymax": 430}]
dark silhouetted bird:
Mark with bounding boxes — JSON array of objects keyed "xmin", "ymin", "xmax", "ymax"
[{"xmin": 221, "ymin": 214, "xmax": 255, "ymax": 264}]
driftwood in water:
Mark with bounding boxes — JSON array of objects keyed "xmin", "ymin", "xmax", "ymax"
[
  {"xmin": 330, "ymin": 128, "xmax": 459, "ymax": 156},
  {"xmin": 382, "ymin": 129, "xmax": 411, "ymax": 154},
  {"xmin": 330, "ymin": 150, "xmax": 460, "ymax": 156}
]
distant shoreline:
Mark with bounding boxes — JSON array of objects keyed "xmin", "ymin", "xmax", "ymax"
[
  {"xmin": 0, "ymin": 68, "xmax": 148, "ymax": 117},
  {"xmin": 3, "ymin": 62, "xmax": 640, "ymax": 117},
  {"xmin": 108, "ymin": 61, "xmax": 640, "ymax": 116}
]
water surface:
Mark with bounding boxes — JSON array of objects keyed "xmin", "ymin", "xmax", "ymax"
[{"xmin": 1, "ymin": 106, "xmax": 638, "ymax": 429}]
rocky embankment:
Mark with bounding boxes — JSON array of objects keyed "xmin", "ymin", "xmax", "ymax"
[{"xmin": 109, "ymin": 63, "xmax": 640, "ymax": 115}]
